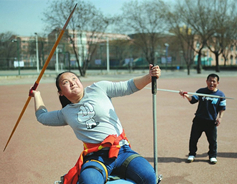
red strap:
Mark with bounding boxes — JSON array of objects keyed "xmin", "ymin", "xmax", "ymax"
[{"xmin": 63, "ymin": 130, "xmax": 129, "ymax": 184}]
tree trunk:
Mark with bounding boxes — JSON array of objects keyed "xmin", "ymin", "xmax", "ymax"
[
  {"xmin": 197, "ymin": 53, "xmax": 201, "ymax": 74},
  {"xmin": 82, "ymin": 59, "xmax": 89, "ymax": 76},
  {"xmin": 187, "ymin": 64, "xmax": 190, "ymax": 75},
  {"xmin": 71, "ymin": 42, "xmax": 83, "ymax": 76},
  {"xmin": 215, "ymin": 52, "xmax": 220, "ymax": 72}
]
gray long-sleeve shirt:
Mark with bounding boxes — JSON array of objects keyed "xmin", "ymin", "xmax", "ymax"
[{"xmin": 36, "ymin": 79, "xmax": 139, "ymax": 144}]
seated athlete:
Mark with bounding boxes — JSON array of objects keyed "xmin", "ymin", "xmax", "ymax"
[{"xmin": 30, "ymin": 64, "xmax": 161, "ymax": 184}]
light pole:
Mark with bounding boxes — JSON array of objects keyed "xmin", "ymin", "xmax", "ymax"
[
  {"xmin": 55, "ymin": 33, "xmax": 59, "ymax": 73},
  {"xmin": 106, "ymin": 37, "xmax": 110, "ymax": 72},
  {"xmin": 180, "ymin": 50, "xmax": 183, "ymax": 67},
  {"xmin": 35, "ymin": 33, "xmax": 39, "ymax": 73},
  {"xmin": 164, "ymin": 43, "xmax": 169, "ymax": 71},
  {"xmin": 12, "ymin": 38, "xmax": 20, "ymax": 75}
]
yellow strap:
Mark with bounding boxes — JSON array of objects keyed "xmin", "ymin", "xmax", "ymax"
[{"xmin": 86, "ymin": 159, "xmax": 108, "ymax": 183}]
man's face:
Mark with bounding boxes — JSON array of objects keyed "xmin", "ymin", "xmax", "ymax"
[{"xmin": 206, "ymin": 77, "xmax": 219, "ymax": 92}]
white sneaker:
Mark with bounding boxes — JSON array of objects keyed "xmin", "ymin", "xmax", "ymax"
[
  {"xmin": 210, "ymin": 157, "xmax": 217, "ymax": 164},
  {"xmin": 187, "ymin": 155, "xmax": 195, "ymax": 162}
]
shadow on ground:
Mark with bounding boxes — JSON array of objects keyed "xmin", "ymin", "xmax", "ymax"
[{"xmin": 145, "ymin": 152, "xmax": 237, "ymax": 164}]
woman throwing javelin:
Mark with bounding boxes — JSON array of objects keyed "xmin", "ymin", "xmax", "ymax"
[{"xmin": 30, "ymin": 64, "xmax": 161, "ymax": 184}]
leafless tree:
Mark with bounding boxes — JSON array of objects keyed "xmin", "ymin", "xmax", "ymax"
[
  {"xmin": 28, "ymin": 35, "xmax": 48, "ymax": 68},
  {"xmin": 0, "ymin": 32, "xmax": 18, "ymax": 69},
  {"xmin": 167, "ymin": 0, "xmax": 237, "ymax": 73},
  {"xmin": 174, "ymin": 0, "xmax": 218, "ymax": 74},
  {"xmin": 114, "ymin": 0, "xmax": 169, "ymax": 65},
  {"xmin": 166, "ymin": 4, "xmax": 196, "ymax": 75},
  {"xmin": 43, "ymin": 0, "xmax": 110, "ymax": 76},
  {"xmin": 109, "ymin": 39, "xmax": 132, "ymax": 65},
  {"xmin": 206, "ymin": 0, "xmax": 237, "ymax": 72},
  {"xmin": 221, "ymin": 12, "xmax": 237, "ymax": 66}
]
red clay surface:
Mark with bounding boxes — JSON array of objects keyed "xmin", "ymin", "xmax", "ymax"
[{"xmin": 0, "ymin": 70, "xmax": 237, "ymax": 184}]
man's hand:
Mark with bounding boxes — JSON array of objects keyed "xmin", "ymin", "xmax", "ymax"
[
  {"xmin": 179, "ymin": 90, "xmax": 191, "ymax": 101},
  {"xmin": 215, "ymin": 118, "xmax": 221, "ymax": 126}
]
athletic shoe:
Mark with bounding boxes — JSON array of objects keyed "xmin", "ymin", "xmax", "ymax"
[
  {"xmin": 210, "ymin": 157, "xmax": 217, "ymax": 164},
  {"xmin": 187, "ymin": 155, "xmax": 195, "ymax": 162}
]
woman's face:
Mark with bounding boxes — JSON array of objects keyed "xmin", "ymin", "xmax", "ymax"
[{"xmin": 58, "ymin": 72, "xmax": 84, "ymax": 102}]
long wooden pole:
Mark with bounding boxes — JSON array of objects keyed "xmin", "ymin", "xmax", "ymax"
[{"xmin": 3, "ymin": 4, "xmax": 77, "ymax": 152}]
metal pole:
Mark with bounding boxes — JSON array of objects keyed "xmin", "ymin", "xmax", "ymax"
[
  {"xmin": 151, "ymin": 76, "xmax": 158, "ymax": 182},
  {"xmin": 35, "ymin": 33, "xmax": 39, "ymax": 73},
  {"xmin": 106, "ymin": 37, "xmax": 110, "ymax": 72},
  {"xmin": 157, "ymin": 88, "xmax": 234, "ymax": 99},
  {"xmin": 17, "ymin": 38, "xmax": 20, "ymax": 75},
  {"xmin": 152, "ymin": 76, "xmax": 162, "ymax": 183},
  {"xmin": 78, "ymin": 32, "xmax": 82, "ymax": 67},
  {"xmin": 55, "ymin": 33, "xmax": 59, "ymax": 73},
  {"xmin": 165, "ymin": 43, "xmax": 169, "ymax": 71}
]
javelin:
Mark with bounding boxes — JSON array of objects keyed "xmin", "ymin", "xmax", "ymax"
[
  {"xmin": 145, "ymin": 88, "xmax": 234, "ymax": 100},
  {"xmin": 3, "ymin": 4, "xmax": 77, "ymax": 152}
]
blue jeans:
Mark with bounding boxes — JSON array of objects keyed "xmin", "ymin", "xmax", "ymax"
[{"xmin": 78, "ymin": 145, "xmax": 156, "ymax": 184}]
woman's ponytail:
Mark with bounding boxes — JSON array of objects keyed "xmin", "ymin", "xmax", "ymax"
[{"xmin": 59, "ymin": 95, "xmax": 71, "ymax": 108}]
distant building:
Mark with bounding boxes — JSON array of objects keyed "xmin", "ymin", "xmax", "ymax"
[
  {"xmin": 9, "ymin": 29, "xmax": 237, "ymax": 70},
  {"xmin": 47, "ymin": 28, "xmax": 130, "ymax": 69}
]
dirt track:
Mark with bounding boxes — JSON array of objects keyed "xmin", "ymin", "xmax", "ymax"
[{"xmin": 0, "ymin": 70, "xmax": 237, "ymax": 184}]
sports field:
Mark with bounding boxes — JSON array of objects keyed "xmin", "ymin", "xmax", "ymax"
[{"xmin": 0, "ymin": 70, "xmax": 236, "ymax": 184}]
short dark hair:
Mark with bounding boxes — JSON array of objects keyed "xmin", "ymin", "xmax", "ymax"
[
  {"xmin": 55, "ymin": 71, "xmax": 80, "ymax": 108},
  {"xmin": 207, "ymin": 73, "xmax": 219, "ymax": 81}
]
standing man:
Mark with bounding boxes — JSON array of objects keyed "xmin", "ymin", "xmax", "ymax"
[{"xmin": 179, "ymin": 74, "xmax": 226, "ymax": 164}]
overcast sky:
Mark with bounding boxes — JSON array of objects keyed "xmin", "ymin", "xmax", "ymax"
[{"xmin": 0, "ymin": 0, "xmax": 175, "ymax": 37}]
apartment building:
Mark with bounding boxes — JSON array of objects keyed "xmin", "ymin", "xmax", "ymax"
[
  {"xmin": 47, "ymin": 28, "xmax": 131, "ymax": 68},
  {"xmin": 194, "ymin": 41, "xmax": 237, "ymax": 66},
  {"xmin": 9, "ymin": 30, "xmax": 236, "ymax": 70}
]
